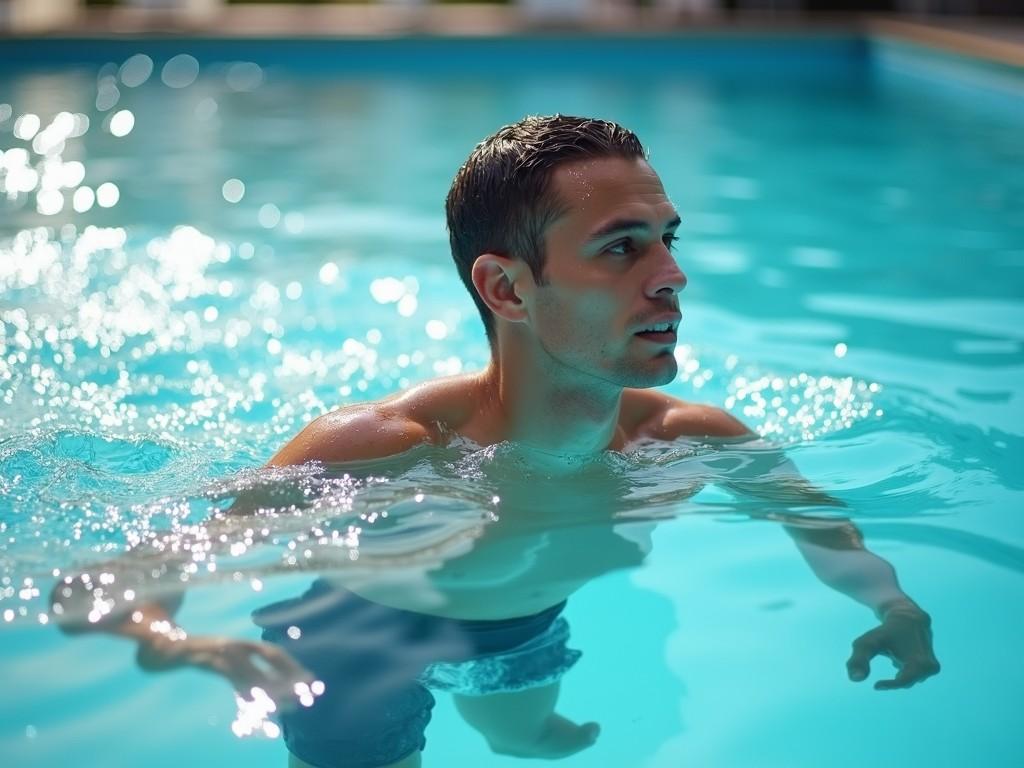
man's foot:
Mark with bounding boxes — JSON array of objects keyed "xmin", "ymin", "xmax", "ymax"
[{"xmin": 489, "ymin": 714, "xmax": 600, "ymax": 759}]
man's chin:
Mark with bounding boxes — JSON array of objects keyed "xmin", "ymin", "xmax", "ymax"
[
  {"xmin": 618, "ymin": 355, "xmax": 678, "ymax": 389},
  {"xmin": 647, "ymin": 364, "xmax": 679, "ymax": 388}
]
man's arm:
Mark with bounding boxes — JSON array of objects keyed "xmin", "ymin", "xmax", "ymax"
[
  {"xmin": 52, "ymin": 575, "xmax": 312, "ymax": 704},
  {"xmin": 51, "ymin": 405, "xmax": 430, "ymax": 702},
  {"xmin": 778, "ymin": 517, "xmax": 939, "ymax": 689},
  {"xmin": 660, "ymin": 401, "xmax": 940, "ymax": 689}
]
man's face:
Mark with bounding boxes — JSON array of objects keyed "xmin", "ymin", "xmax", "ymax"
[{"xmin": 523, "ymin": 156, "xmax": 687, "ymax": 389}]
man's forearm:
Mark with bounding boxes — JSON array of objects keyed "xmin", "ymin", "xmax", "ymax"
[{"xmin": 784, "ymin": 521, "xmax": 923, "ymax": 619}]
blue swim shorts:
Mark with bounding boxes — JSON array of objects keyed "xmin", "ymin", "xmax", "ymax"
[{"xmin": 252, "ymin": 579, "xmax": 581, "ymax": 768}]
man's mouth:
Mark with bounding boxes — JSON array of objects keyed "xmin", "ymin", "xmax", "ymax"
[
  {"xmin": 635, "ymin": 329, "xmax": 677, "ymax": 344},
  {"xmin": 634, "ymin": 316, "xmax": 680, "ymax": 344}
]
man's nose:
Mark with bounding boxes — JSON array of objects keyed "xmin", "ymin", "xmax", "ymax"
[{"xmin": 645, "ymin": 247, "xmax": 688, "ymax": 299}]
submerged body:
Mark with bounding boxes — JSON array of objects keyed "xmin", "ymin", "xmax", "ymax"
[{"xmin": 275, "ymin": 373, "xmax": 735, "ymax": 621}]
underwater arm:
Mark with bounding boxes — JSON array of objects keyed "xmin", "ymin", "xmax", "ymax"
[
  {"xmin": 45, "ymin": 405, "xmax": 438, "ymax": 709},
  {"xmin": 48, "ymin": 408, "xmax": 423, "ymax": 623},
  {"xmin": 781, "ymin": 518, "xmax": 939, "ymax": 689},
  {"xmin": 732, "ymin": 465, "xmax": 940, "ymax": 689},
  {"xmin": 46, "ymin": 409, "xmax": 431, "ymax": 702},
  {"xmin": 733, "ymin": 460, "xmax": 941, "ymax": 690},
  {"xmin": 48, "ymin": 560, "xmax": 313, "ymax": 707},
  {"xmin": 686, "ymin": 408, "xmax": 940, "ymax": 689}
]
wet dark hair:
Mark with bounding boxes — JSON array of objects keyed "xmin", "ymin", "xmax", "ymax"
[{"xmin": 445, "ymin": 114, "xmax": 647, "ymax": 344}]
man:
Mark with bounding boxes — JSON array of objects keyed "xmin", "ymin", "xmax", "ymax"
[{"xmin": 54, "ymin": 115, "xmax": 939, "ymax": 768}]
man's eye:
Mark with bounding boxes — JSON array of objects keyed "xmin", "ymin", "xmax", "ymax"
[{"xmin": 605, "ymin": 236, "xmax": 678, "ymax": 257}]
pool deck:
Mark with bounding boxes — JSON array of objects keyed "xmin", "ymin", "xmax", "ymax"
[
  {"xmin": 5, "ymin": 5, "xmax": 1024, "ymax": 70},
  {"xmin": 866, "ymin": 17, "xmax": 1024, "ymax": 68}
]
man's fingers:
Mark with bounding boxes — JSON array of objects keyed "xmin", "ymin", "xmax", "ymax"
[
  {"xmin": 179, "ymin": 637, "xmax": 320, "ymax": 710},
  {"xmin": 874, "ymin": 665, "xmax": 921, "ymax": 690},
  {"xmin": 847, "ymin": 662, "xmax": 869, "ymax": 681},
  {"xmin": 846, "ymin": 630, "xmax": 883, "ymax": 682},
  {"xmin": 874, "ymin": 658, "xmax": 941, "ymax": 690},
  {"xmin": 230, "ymin": 643, "xmax": 321, "ymax": 710},
  {"xmin": 227, "ymin": 641, "xmax": 302, "ymax": 680},
  {"xmin": 847, "ymin": 613, "xmax": 940, "ymax": 690},
  {"xmin": 250, "ymin": 643, "xmax": 312, "ymax": 682},
  {"xmin": 846, "ymin": 656, "xmax": 870, "ymax": 682},
  {"xmin": 220, "ymin": 650, "xmax": 288, "ymax": 699},
  {"xmin": 219, "ymin": 652, "xmax": 273, "ymax": 693}
]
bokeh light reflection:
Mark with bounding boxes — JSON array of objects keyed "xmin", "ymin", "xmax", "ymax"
[
  {"xmin": 119, "ymin": 54, "xmax": 154, "ymax": 88},
  {"xmin": 161, "ymin": 54, "xmax": 200, "ymax": 89},
  {"xmin": 108, "ymin": 110, "xmax": 135, "ymax": 138}
]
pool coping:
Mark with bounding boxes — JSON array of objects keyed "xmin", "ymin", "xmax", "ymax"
[
  {"xmin": 1, "ymin": 8, "xmax": 1022, "ymax": 72},
  {"xmin": 865, "ymin": 17, "xmax": 1024, "ymax": 69}
]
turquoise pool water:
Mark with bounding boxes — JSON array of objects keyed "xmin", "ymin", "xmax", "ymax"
[{"xmin": 1, "ymin": 36, "xmax": 1023, "ymax": 767}]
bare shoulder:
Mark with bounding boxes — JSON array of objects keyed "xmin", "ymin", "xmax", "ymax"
[
  {"xmin": 266, "ymin": 402, "xmax": 430, "ymax": 467},
  {"xmin": 623, "ymin": 389, "xmax": 752, "ymax": 442},
  {"xmin": 266, "ymin": 374, "xmax": 481, "ymax": 467}
]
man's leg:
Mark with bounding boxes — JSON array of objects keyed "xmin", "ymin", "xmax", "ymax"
[
  {"xmin": 453, "ymin": 681, "xmax": 599, "ymax": 759},
  {"xmin": 288, "ymin": 750, "xmax": 422, "ymax": 768}
]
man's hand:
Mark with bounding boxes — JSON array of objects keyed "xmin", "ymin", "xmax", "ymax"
[
  {"xmin": 137, "ymin": 633, "xmax": 318, "ymax": 710},
  {"xmin": 846, "ymin": 604, "xmax": 940, "ymax": 690}
]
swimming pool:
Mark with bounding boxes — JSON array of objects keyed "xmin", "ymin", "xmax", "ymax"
[{"xmin": 1, "ymin": 33, "xmax": 1022, "ymax": 767}]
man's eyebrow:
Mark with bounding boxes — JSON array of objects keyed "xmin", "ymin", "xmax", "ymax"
[{"xmin": 585, "ymin": 215, "xmax": 682, "ymax": 243}]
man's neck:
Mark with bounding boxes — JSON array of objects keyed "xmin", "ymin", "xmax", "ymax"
[{"xmin": 477, "ymin": 346, "xmax": 623, "ymax": 459}]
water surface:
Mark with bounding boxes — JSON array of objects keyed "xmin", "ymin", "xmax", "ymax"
[{"xmin": 1, "ymin": 39, "xmax": 1022, "ymax": 767}]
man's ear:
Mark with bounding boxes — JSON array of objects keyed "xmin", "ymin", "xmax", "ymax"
[{"xmin": 470, "ymin": 253, "xmax": 531, "ymax": 324}]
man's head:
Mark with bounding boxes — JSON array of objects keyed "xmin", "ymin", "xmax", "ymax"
[
  {"xmin": 446, "ymin": 115, "xmax": 647, "ymax": 344},
  {"xmin": 446, "ymin": 115, "xmax": 686, "ymax": 389}
]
